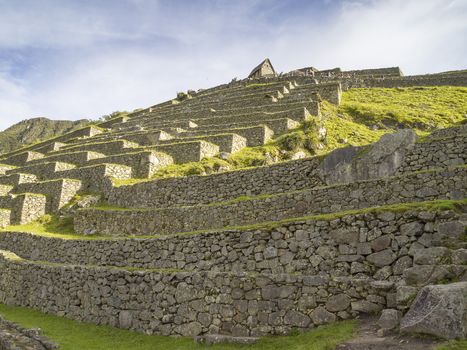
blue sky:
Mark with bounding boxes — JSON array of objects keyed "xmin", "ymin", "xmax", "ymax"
[{"xmin": 0, "ymin": 0, "xmax": 466, "ymax": 131}]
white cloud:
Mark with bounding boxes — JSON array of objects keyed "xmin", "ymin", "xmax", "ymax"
[{"xmin": 0, "ymin": 0, "xmax": 465, "ymax": 131}]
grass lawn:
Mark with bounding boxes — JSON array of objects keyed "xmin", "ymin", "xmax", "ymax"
[
  {"xmin": 0, "ymin": 303, "xmax": 356, "ymax": 350},
  {"xmin": 435, "ymin": 340, "xmax": 467, "ymax": 350}
]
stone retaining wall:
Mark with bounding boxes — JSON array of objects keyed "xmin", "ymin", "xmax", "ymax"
[
  {"xmin": 0, "ymin": 253, "xmax": 396, "ymax": 337},
  {"xmin": 15, "ymin": 179, "xmax": 82, "ymax": 212},
  {"xmin": 7, "ymin": 162, "xmax": 76, "ymax": 180},
  {"xmin": 151, "ymin": 141, "xmax": 219, "ymax": 164},
  {"xmin": 2, "ymin": 209, "xmax": 464, "ymax": 278},
  {"xmin": 396, "ymin": 136, "xmax": 466, "ymax": 174},
  {"xmin": 87, "ymin": 151, "xmax": 173, "ymax": 178},
  {"xmin": 108, "ymin": 158, "xmax": 323, "ymax": 208},
  {"xmin": 78, "ymin": 167, "xmax": 466, "ymax": 236}
]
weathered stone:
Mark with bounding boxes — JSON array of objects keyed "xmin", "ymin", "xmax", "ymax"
[
  {"xmin": 392, "ymin": 256, "xmax": 413, "ymax": 275},
  {"xmin": 403, "ymin": 265, "xmax": 434, "ymax": 286},
  {"xmin": 326, "ymin": 294, "xmax": 351, "ymax": 312},
  {"xmin": 378, "ymin": 309, "xmax": 401, "ymax": 330},
  {"xmin": 351, "ymin": 300, "xmax": 383, "ymax": 314},
  {"xmin": 284, "ymin": 310, "xmax": 311, "ymax": 328},
  {"xmin": 176, "ymin": 321, "xmax": 203, "ymax": 337},
  {"xmin": 311, "ymin": 306, "xmax": 336, "ymax": 325},
  {"xmin": 366, "ymin": 249, "xmax": 396, "ymax": 267},
  {"xmin": 396, "ymin": 286, "xmax": 418, "ymax": 307},
  {"xmin": 400, "ymin": 282, "xmax": 467, "ymax": 339},
  {"xmin": 330, "ymin": 227, "xmax": 359, "ymax": 245},
  {"xmin": 413, "ymin": 247, "xmax": 450, "ymax": 265},
  {"xmin": 437, "ymin": 221, "xmax": 464, "ymax": 239},
  {"xmin": 370, "ymin": 235, "xmax": 391, "ymax": 252},
  {"xmin": 118, "ymin": 310, "xmax": 133, "ymax": 329},
  {"xmin": 400, "ymin": 222, "xmax": 424, "ymax": 237}
]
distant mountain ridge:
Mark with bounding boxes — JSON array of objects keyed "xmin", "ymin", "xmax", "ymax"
[{"xmin": 0, "ymin": 117, "xmax": 90, "ymax": 154}]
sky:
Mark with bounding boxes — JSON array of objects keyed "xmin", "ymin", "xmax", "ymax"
[{"xmin": 0, "ymin": 0, "xmax": 466, "ymax": 131}]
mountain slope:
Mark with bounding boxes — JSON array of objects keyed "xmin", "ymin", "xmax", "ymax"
[{"xmin": 0, "ymin": 117, "xmax": 89, "ymax": 154}]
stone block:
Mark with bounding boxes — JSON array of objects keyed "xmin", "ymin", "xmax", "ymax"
[{"xmin": 400, "ymin": 282, "xmax": 467, "ymax": 339}]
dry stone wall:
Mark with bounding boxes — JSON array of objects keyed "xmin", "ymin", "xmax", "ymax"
[
  {"xmin": 0, "ymin": 254, "xmax": 396, "ymax": 337},
  {"xmin": 108, "ymin": 158, "xmax": 323, "ymax": 208},
  {"xmin": 1, "ymin": 209, "xmax": 463, "ymax": 278},
  {"xmin": 77, "ymin": 167, "xmax": 466, "ymax": 236}
]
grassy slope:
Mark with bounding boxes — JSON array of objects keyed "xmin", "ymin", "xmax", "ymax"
[
  {"xmin": 0, "ymin": 304, "xmax": 355, "ymax": 350},
  {"xmin": 115, "ymin": 86, "xmax": 466, "ymax": 186}
]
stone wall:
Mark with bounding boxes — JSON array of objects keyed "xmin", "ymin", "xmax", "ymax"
[
  {"xmin": 0, "ymin": 252, "xmax": 396, "ymax": 337},
  {"xmin": 2, "ymin": 208, "xmax": 463, "ymax": 277},
  {"xmin": 0, "ymin": 209, "xmax": 10, "ymax": 228},
  {"xmin": 52, "ymin": 164, "xmax": 132, "ymax": 192},
  {"xmin": 1, "ymin": 151, "xmax": 44, "ymax": 166},
  {"xmin": 29, "ymin": 151, "xmax": 106, "ymax": 167},
  {"xmin": 338, "ymin": 74, "xmax": 467, "ymax": 90},
  {"xmin": 152, "ymin": 141, "xmax": 219, "ymax": 164},
  {"xmin": 10, "ymin": 193, "xmax": 46, "ymax": 225},
  {"xmin": 108, "ymin": 158, "xmax": 323, "ymax": 208},
  {"xmin": 396, "ymin": 135, "xmax": 466, "ymax": 174},
  {"xmin": 0, "ymin": 165, "xmax": 16, "ymax": 176},
  {"xmin": 57, "ymin": 140, "xmax": 139, "ymax": 156},
  {"xmin": 87, "ymin": 151, "xmax": 173, "ymax": 178},
  {"xmin": 7, "ymin": 162, "xmax": 76, "ymax": 181},
  {"xmin": 15, "ymin": 178, "xmax": 82, "ymax": 212},
  {"xmin": 0, "ymin": 173, "xmax": 37, "ymax": 186},
  {"xmin": 77, "ymin": 167, "xmax": 466, "ymax": 236}
]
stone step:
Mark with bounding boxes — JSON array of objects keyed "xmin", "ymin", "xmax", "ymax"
[
  {"xmin": 0, "ymin": 185, "xmax": 13, "ymax": 196},
  {"xmin": 0, "ymin": 209, "xmax": 11, "ymax": 228},
  {"xmin": 65, "ymin": 129, "xmax": 175, "ymax": 147},
  {"xmin": 98, "ymin": 115, "xmax": 129, "ymax": 129},
  {"xmin": 158, "ymin": 133, "xmax": 247, "ymax": 154},
  {"xmin": 51, "ymin": 163, "xmax": 132, "ymax": 192},
  {"xmin": 57, "ymin": 139, "xmax": 139, "ymax": 155},
  {"xmin": 34, "ymin": 142, "xmax": 67, "ymax": 154},
  {"xmin": 144, "ymin": 140, "xmax": 220, "ymax": 164},
  {"xmin": 87, "ymin": 151, "xmax": 173, "ymax": 178},
  {"xmin": 0, "ymin": 173, "xmax": 37, "ymax": 186},
  {"xmin": 0, "ymin": 315, "xmax": 57, "ymax": 350},
  {"xmin": 0, "ymin": 126, "xmax": 106, "ymax": 161},
  {"xmin": 0, "ymin": 151, "xmax": 44, "ymax": 166},
  {"xmin": 0, "ymin": 164, "xmax": 17, "ymax": 175},
  {"xmin": 15, "ymin": 178, "xmax": 82, "ymax": 213},
  {"xmin": 75, "ymin": 167, "xmax": 466, "ymax": 236},
  {"xmin": 0, "ymin": 193, "xmax": 46, "ymax": 225},
  {"xmin": 179, "ymin": 125, "xmax": 274, "ymax": 147},
  {"xmin": 28, "ymin": 151, "xmax": 106, "ymax": 167},
  {"xmin": 194, "ymin": 334, "xmax": 259, "ymax": 345},
  {"xmin": 6, "ymin": 162, "xmax": 76, "ymax": 181},
  {"xmin": 114, "ymin": 100, "xmax": 314, "ymax": 129}
]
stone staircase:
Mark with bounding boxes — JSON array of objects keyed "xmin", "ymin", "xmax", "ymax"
[{"xmin": 0, "ymin": 69, "xmax": 465, "ymax": 343}]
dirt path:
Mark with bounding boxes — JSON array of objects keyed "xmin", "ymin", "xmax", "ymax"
[{"xmin": 336, "ymin": 316, "xmax": 443, "ymax": 350}]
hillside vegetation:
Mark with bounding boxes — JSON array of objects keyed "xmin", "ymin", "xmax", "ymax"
[
  {"xmin": 116, "ymin": 86, "xmax": 467, "ymax": 185},
  {"xmin": 0, "ymin": 117, "xmax": 89, "ymax": 154}
]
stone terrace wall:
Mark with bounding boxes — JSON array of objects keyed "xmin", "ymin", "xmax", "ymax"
[
  {"xmin": 2, "ymin": 209, "xmax": 464, "ymax": 278},
  {"xmin": 396, "ymin": 135, "xmax": 466, "ymax": 174},
  {"xmin": 0, "ymin": 255, "xmax": 397, "ymax": 337},
  {"xmin": 339, "ymin": 74, "xmax": 467, "ymax": 90},
  {"xmin": 108, "ymin": 158, "xmax": 323, "ymax": 208},
  {"xmin": 78, "ymin": 167, "xmax": 466, "ymax": 236}
]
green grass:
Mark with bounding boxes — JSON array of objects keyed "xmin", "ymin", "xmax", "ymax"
[
  {"xmin": 112, "ymin": 86, "xmax": 466, "ymax": 185},
  {"xmin": 3, "ymin": 198, "xmax": 463, "ymax": 241},
  {"xmin": 339, "ymin": 86, "xmax": 466, "ymax": 130},
  {"xmin": 0, "ymin": 303, "xmax": 356, "ymax": 350},
  {"xmin": 435, "ymin": 340, "xmax": 467, "ymax": 350}
]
